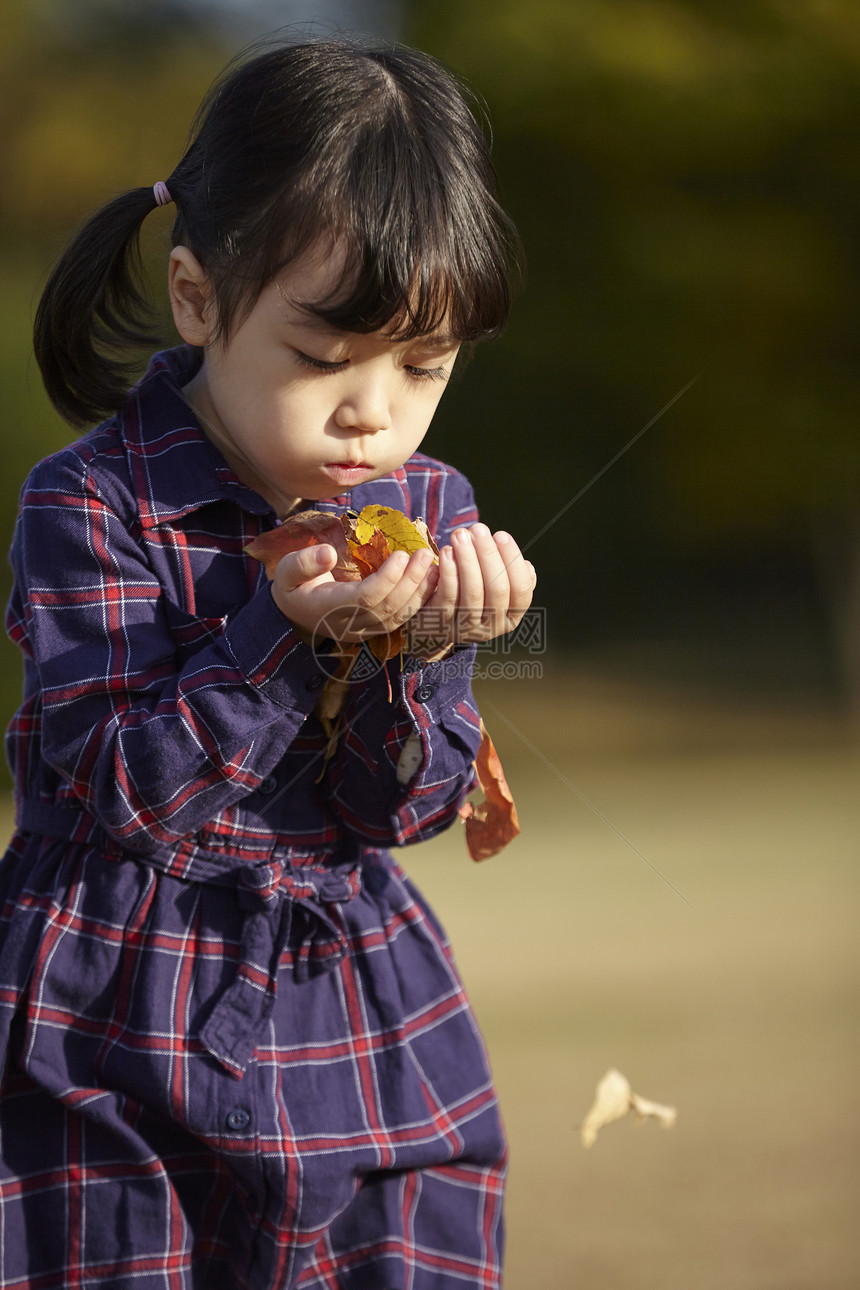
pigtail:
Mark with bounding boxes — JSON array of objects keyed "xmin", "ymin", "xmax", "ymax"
[{"xmin": 34, "ymin": 187, "xmax": 167, "ymax": 428}]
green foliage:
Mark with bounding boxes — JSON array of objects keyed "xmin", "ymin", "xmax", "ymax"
[{"xmin": 407, "ymin": 0, "xmax": 860, "ymax": 541}]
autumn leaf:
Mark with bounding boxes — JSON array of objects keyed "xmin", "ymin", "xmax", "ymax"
[
  {"xmin": 345, "ymin": 526, "xmax": 393, "ymax": 580},
  {"xmin": 340, "ymin": 507, "xmax": 440, "ymax": 660},
  {"xmin": 244, "ymin": 510, "xmax": 361, "ymax": 582},
  {"xmin": 352, "ymin": 504, "xmax": 440, "ymax": 559},
  {"xmin": 458, "ymin": 721, "xmax": 521, "ymax": 861},
  {"xmin": 580, "ymin": 1069, "xmax": 678, "ymax": 1148}
]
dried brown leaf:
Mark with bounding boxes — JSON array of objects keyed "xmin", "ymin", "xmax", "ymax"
[
  {"xmin": 244, "ymin": 510, "xmax": 361, "ymax": 581},
  {"xmin": 581, "ymin": 1068, "xmax": 678, "ymax": 1148},
  {"xmin": 458, "ymin": 721, "xmax": 521, "ymax": 861}
]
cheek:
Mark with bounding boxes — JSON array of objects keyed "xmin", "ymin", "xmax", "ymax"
[{"xmin": 418, "ymin": 389, "xmax": 447, "ymax": 432}]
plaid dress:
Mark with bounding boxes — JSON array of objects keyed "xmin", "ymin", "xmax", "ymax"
[{"xmin": 0, "ymin": 347, "xmax": 506, "ymax": 1288}]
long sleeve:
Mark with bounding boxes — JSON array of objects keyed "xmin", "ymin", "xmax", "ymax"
[
  {"xmin": 323, "ymin": 467, "xmax": 483, "ymax": 848},
  {"xmin": 7, "ymin": 456, "xmax": 333, "ymax": 852},
  {"xmin": 324, "ymin": 648, "xmax": 482, "ymax": 847}
]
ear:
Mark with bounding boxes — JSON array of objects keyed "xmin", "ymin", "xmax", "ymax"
[{"xmin": 168, "ymin": 246, "xmax": 215, "ymax": 346}]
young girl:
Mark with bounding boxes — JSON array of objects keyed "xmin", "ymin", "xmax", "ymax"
[{"xmin": 0, "ymin": 37, "xmax": 534, "ymax": 1289}]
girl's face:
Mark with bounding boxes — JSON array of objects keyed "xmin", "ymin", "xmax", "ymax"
[{"xmin": 169, "ymin": 246, "xmax": 461, "ymax": 517}]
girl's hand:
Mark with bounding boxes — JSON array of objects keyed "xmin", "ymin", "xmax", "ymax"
[
  {"xmin": 272, "ymin": 543, "xmax": 438, "ymax": 646},
  {"xmin": 407, "ymin": 524, "xmax": 537, "ymax": 656}
]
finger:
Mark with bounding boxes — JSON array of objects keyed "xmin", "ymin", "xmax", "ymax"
[
  {"xmin": 353, "ymin": 548, "xmax": 410, "ymax": 606},
  {"xmin": 430, "ymin": 544, "xmax": 459, "ymax": 616},
  {"xmin": 470, "ymin": 524, "xmax": 513, "ymax": 616},
  {"xmin": 355, "ymin": 548, "xmax": 434, "ymax": 621},
  {"xmin": 493, "ymin": 532, "xmax": 537, "ymax": 614},
  {"xmin": 407, "ymin": 545, "xmax": 459, "ymax": 654},
  {"xmin": 451, "ymin": 527, "xmax": 484, "ymax": 611},
  {"xmin": 452, "ymin": 525, "xmax": 498, "ymax": 639},
  {"xmin": 275, "ymin": 543, "xmax": 337, "ymax": 593},
  {"xmin": 377, "ymin": 548, "xmax": 437, "ymax": 623}
]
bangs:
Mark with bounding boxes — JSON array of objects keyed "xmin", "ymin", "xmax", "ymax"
[
  {"xmin": 287, "ymin": 234, "xmax": 509, "ymax": 344},
  {"xmin": 201, "ymin": 43, "xmax": 519, "ymax": 346},
  {"xmin": 296, "ymin": 135, "xmax": 517, "ymax": 343}
]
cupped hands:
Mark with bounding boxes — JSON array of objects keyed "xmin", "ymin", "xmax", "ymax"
[{"xmin": 271, "ymin": 523, "xmax": 536, "ymax": 654}]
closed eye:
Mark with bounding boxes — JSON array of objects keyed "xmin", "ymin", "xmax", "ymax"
[
  {"xmin": 294, "ymin": 350, "xmax": 347, "ymax": 373},
  {"xmin": 405, "ymin": 365, "xmax": 448, "ymax": 382},
  {"xmin": 293, "ymin": 349, "xmax": 449, "ymax": 383}
]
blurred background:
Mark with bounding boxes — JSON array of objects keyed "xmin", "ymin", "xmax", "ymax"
[{"xmin": 1, "ymin": 1, "xmax": 858, "ymax": 1286}]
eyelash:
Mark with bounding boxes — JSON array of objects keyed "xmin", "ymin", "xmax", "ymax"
[{"xmin": 294, "ymin": 351, "xmax": 448, "ymax": 383}]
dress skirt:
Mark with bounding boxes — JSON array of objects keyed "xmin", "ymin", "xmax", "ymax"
[{"xmin": 0, "ymin": 826, "xmax": 506, "ymax": 1289}]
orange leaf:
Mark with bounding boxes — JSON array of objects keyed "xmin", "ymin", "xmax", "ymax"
[
  {"xmin": 459, "ymin": 721, "xmax": 521, "ymax": 861},
  {"xmin": 347, "ymin": 528, "xmax": 393, "ymax": 578}
]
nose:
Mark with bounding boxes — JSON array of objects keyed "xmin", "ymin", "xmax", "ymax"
[{"xmin": 333, "ymin": 374, "xmax": 391, "ymax": 433}]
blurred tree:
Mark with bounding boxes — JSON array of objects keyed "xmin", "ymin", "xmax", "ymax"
[
  {"xmin": 0, "ymin": 6, "xmax": 227, "ymax": 234},
  {"xmin": 406, "ymin": 0, "xmax": 860, "ymax": 702}
]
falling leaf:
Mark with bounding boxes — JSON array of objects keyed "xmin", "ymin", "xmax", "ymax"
[
  {"xmin": 458, "ymin": 721, "xmax": 521, "ymax": 861},
  {"xmin": 580, "ymin": 1069, "xmax": 678, "ymax": 1148}
]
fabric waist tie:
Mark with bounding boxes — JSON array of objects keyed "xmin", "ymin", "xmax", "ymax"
[{"xmin": 17, "ymin": 799, "xmax": 363, "ymax": 1079}]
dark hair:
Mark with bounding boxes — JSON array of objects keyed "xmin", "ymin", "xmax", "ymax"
[{"xmin": 34, "ymin": 37, "xmax": 521, "ymax": 427}]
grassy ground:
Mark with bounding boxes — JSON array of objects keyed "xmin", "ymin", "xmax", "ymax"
[{"xmin": 1, "ymin": 664, "xmax": 857, "ymax": 1287}]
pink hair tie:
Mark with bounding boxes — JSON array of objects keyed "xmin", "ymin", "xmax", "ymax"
[{"xmin": 153, "ymin": 181, "xmax": 173, "ymax": 207}]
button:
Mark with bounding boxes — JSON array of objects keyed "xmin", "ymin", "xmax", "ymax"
[
  {"xmin": 305, "ymin": 674, "xmax": 325, "ymax": 691},
  {"xmin": 226, "ymin": 1108, "xmax": 251, "ymax": 1131},
  {"xmin": 415, "ymin": 685, "xmax": 435, "ymax": 703},
  {"xmin": 258, "ymin": 775, "xmax": 277, "ymax": 795},
  {"xmin": 364, "ymin": 866, "xmax": 390, "ymax": 896}
]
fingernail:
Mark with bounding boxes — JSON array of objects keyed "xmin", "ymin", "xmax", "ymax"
[
  {"xmin": 314, "ymin": 544, "xmax": 331, "ymax": 566},
  {"xmin": 472, "ymin": 522, "xmax": 490, "ymax": 539},
  {"xmin": 495, "ymin": 531, "xmax": 511, "ymax": 545}
]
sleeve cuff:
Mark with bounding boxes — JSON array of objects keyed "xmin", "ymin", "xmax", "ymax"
[
  {"xmin": 222, "ymin": 584, "xmax": 335, "ymax": 712},
  {"xmin": 400, "ymin": 644, "xmax": 481, "ymax": 747}
]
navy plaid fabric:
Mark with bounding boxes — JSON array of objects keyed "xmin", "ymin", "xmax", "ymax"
[{"xmin": 0, "ymin": 348, "xmax": 506, "ymax": 1287}]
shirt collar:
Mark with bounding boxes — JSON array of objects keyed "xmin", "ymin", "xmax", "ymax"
[{"xmin": 119, "ymin": 346, "xmax": 277, "ymax": 528}]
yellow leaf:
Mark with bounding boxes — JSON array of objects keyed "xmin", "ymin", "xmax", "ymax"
[{"xmin": 353, "ymin": 505, "xmax": 439, "ymax": 558}]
